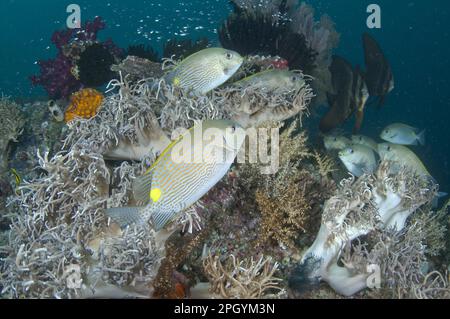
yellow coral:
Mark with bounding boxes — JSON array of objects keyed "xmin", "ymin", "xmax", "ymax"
[
  {"xmin": 64, "ymin": 88, "xmax": 103, "ymax": 123},
  {"xmin": 256, "ymin": 178, "xmax": 310, "ymax": 248},
  {"xmin": 312, "ymin": 150, "xmax": 336, "ymax": 177}
]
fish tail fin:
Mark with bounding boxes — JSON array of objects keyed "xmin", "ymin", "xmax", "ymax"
[
  {"xmin": 437, "ymin": 192, "xmax": 448, "ymax": 198},
  {"xmin": 416, "ymin": 129, "xmax": 426, "ymax": 146},
  {"xmin": 430, "ymin": 187, "xmax": 447, "ymax": 208},
  {"xmin": 106, "ymin": 207, "xmax": 144, "ymax": 228}
]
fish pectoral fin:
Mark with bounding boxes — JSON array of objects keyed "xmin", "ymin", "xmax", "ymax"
[
  {"xmin": 132, "ymin": 171, "xmax": 154, "ymax": 204},
  {"xmin": 106, "ymin": 207, "xmax": 144, "ymax": 228},
  {"xmin": 350, "ymin": 163, "xmax": 366, "ymax": 177}
]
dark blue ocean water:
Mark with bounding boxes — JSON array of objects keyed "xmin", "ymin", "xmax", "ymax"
[{"xmin": 1, "ymin": 1, "xmax": 449, "ymax": 192}]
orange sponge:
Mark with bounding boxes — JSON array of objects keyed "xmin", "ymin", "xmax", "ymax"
[{"xmin": 65, "ymin": 88, "xmax": 104, "ymax": 123}]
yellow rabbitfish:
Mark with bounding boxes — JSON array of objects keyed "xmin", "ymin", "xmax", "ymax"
[
  {"xmin": 233, "ymin": 69, "xmax": 306, "ymax": 93},
  {"xmin": 377, "ymin": 143, "xmax": 430, "ymax": 176},
  {"xmin": 351, "ymin": 135, "xmax": 379, "ymax": 153},
  {"xmin": 338, "ymin": 144, "xmax": 377, "ymax": 177},
  {"xmin": 380, "ymin": 123, "xmax": 425, "ymax": 146},
  {"xmin": 165, "ymin": 47, "xmax": 243, "ymax": 95},
  {"xmin": 323, "ymin": 135, "xmax": 352, "ymax": 151},
  {"xmin": 106, "ymin": 120, "xmax": 246, "ymax": 230}
]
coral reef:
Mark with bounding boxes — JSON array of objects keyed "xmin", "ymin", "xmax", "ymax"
[
  {"xmin": 1, "ymin": 54, "xmax": 315, "ymax": 298},
  {"xmin": 64, "ymin": 88, "xmax": 104, "ymax": 123},
  {"xmin": 289, "ymin": 2, "xmax": 339, "ymax": 67},
  {"xmin": 65, "ymin": 55, "xmax": 313, "ymax": 162},
  {"xmin": 77, "ymin": 43, "xmax": 116, "ymax": 87},
  {"xmin": 0, "ymin": 96, "xmax": 24, "ymax": 174},
  {"xmin": 5, "ymin": 30, "xmax": 448, "ymax": 300},
  {"xmin": 125, "ymin": 44, "xmax": 160, "ymax": 62},
  {"xmin": 218, "ymin": 0, "xmax": 339, "ymax": 109},
  {"xmin": 193, "ymin": 253, "xmax": 283, "ymax": 299},
  {"xmin": 219, "ymin": 2, "xmax": 317, "ymax": 74},
  {"xmin": 30, "ymin": 17, "xmax": 122, "ymax": 99},
  {"xmin": 0, "ymin": 147, "xmax": 165, "ymax": 298},
  {"xmin": 289, "ymin": 161, "xmax": 449, "ymax": 298},
  {"xmin": 219, "ymin": 0, "xmax": 339, "ymax": 78},
  {"xmin": 216, "ymin": 71, "xmax": 314, "ymax": 128},
  {"xmin": 111, "ymin": 56, "xmax": 165, "ymax": 82}
]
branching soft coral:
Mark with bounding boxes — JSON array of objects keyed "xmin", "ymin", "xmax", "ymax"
[
  {"xmin": 241, "ymin": 120, "xmax": 333, "ymax": 250},
  {"xmin": 5, "ymin": 151, "xmax": 180, "ymax": 298},
  {"xmin": 312, "ymin": 150, "xmax": 336, "ymax": 178},
  {"xmin": 197, "ymin": 253, "xmax": 283, "ymax": 299},
  {"xmin": 255, "ymin": 178, "xmax": 310, "ymax": 248},
  {"xmin": 63, "ymin": 74, "xmax": 171, "ymax": 161},
  {"xmin": 0, "ymin": 147, "xmax": 164, "ymax": 298},
  {"xmin": 217, "ymin": 70, "xmax": 314, "ymax": 129},
  {"xmin": 290, "ymin": 161, "xmax": 439, "ymax": 297},
  {"xmin": 0, "ymin": 96, "xmax": 24, "ymax": 173}
]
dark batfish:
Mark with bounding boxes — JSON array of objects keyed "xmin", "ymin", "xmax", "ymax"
[
  {"xmin": 320, "ymin": 56, "xmax": 354, "ymax": 133},
  {"xmin": 351, "ymin": 66, "xmax": 369, "ymax": 133},
  {"xmin": 362, "ymin": 33, "xmax": 394, "ymax": 106}
]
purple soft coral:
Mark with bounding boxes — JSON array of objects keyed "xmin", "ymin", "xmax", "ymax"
[
  {"xmin": 30, "ymin": 16, "xmax": 120, "ymax": 100},
  {"xmin": 30, "ymin": 53, "xmax": 82, "ymax": 99}
]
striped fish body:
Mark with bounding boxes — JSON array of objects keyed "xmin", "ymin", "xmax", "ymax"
[
  {"xmin": 143, "ymin": 154, "xmax": 232, "ymax": 230},
  {"xmin": 107, "ymin": 120, "xmax": 246, "ymax": 230},
  {"xmin": 165, "ymin": 47, "xmax": 243, "ymax": 95},
  {"xmin": 234, "ymin": 69, "xmax": 305, "ymax": 92}
]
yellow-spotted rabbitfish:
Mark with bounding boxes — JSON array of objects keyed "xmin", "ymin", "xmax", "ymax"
[
  {"xmin": 377, "ymin": 143, "xmax": 430, "ymax": 177},
  {"xmin": 339, "ymin": 144, "xmax": 377, "ymax": 177},
  {"xmin": 351, "ymin": 135, "xmax": 378, "ymax": 153},
  {"xmin": 165, "ymin": 47, "xmax": 243, "ymax": 95},
  {"xmin": 380, "ymin": 123, "xmax": 425, "ymax": 146},
  {"xmin": 233, "ymin": 69, "xmax": 306, "ymax": 93},
  {"xmin": 106, "ymin": 120, "xmax": 246, "ymax": 230},
  {"xmin": 323, "ymin": 135, "xmax": 352, "ymax": 151}
]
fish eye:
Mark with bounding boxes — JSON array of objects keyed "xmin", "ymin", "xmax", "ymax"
[
  {"xmin": 350, "ymin": 149, "xmax": 354, "ymax": 154},
  {"xmin": 291, "ymin": 75, "xmax": 298, "ymax": 82},
  {"xmin": 225, "ymin": 52, "xmax": 233, "ymax": 60},
  {"xmin": 387, "ymin": 146, "xmax": 391, "ymax": 151},
  {"xmin": 230, "ymin": 125, "xmax": 236, "ymax": 133}
]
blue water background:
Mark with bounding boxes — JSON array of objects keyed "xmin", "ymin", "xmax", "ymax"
[{"xmin": 1, "ymin": 0, "xmax": 449, "ymax": 193}]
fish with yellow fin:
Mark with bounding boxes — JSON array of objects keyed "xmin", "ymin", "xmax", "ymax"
[
  {"xmin": 106, "ymin": 120, "xmax": 246, "ymax": 230},
  {"xmin": 165, "ymin": 47, "xmax": 243, "ymax": 95}
]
